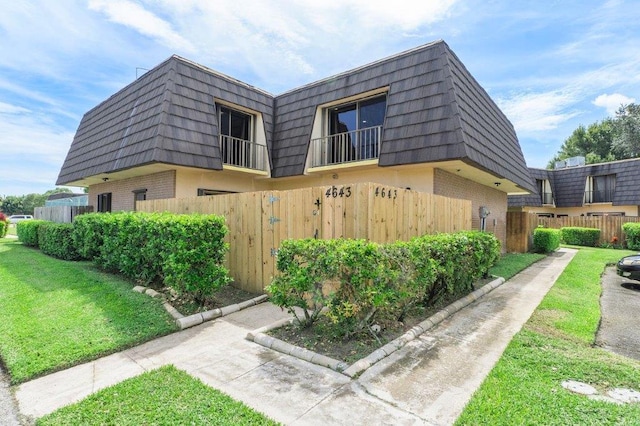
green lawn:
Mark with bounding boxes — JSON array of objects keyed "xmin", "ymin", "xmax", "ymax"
[
  {"xmin": 0, "ymin": 239, "xmax": 178, "ymax": 384},
  {"xmin": 489, "ymin": 252, "xmax": 546, "ymax": 280},
  {"xmin": 457, "ymin": 246, "xmax": 640, "ymax": 425},
  {"xmin": 37, "ymin": 365, "xmax": 279, "ymax": 425}
]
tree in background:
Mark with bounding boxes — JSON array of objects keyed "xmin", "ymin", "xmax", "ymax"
[
  {"xmin": 547, "ymin": 103, "xmax": 640, "ymax": 168},
  {"xmin": 612, "ymin": 103, "xmax": 640, "ymax": 158},
  {"xmin": 0, "ymin": 188, "xmax": 72, "ymax": 215}
]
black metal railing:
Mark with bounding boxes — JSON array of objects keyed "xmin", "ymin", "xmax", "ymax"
[
  {"xmin": 220, "ymin": 135, "xmax": 267, "ymax": 171},
  {"xmin": 584, "ymin": 190, "xmax": 614, "ymax": 203},
  {"xmin": 310, "ymin": 126, "xmax": 382, "ymax": 167}
]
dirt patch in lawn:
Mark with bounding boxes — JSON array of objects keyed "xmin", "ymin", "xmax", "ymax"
[{"xmin": 268, "ymin": 278, "xmax": 494, "ymax": 364}]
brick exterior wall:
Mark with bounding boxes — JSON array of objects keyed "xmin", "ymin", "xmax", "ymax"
[
  {"xmin": 433, "ymin": 168, "xmax": 507, "ymax": 251},
  {"xmin": 88, "ymin": 170, "xmax": 176, "ymax": 212}
]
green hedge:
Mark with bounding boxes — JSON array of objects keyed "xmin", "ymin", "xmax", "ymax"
[
  {"xmin": 0, "ymin": 220, "xmax": 7, "ymax": 238},
  {"xmin": 267, "ymin": 231, "xmax": 500, "ymax": 336},
  {"xmin": 38, "ymin": 222, "xmax": 80, "ymax": 260},
  {"xmin": 72, "ymin": 212, "xmax": 231, "ymax": 304},
  {"xmin": 623, "ymin": 222, "xmax": 640, "ymax": 250},
  {"xmin": 533, "ymin": 227, "xmax": 561, "ymax": 253},
  {"xmin": 16, "ymin": 220, "xmax": 48, "ymax": 247},
  {"xmin": 560, "ymin": 227, "xmax": 600, "ymax": 247}
]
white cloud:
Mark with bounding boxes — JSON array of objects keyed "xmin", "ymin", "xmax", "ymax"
[
  {"xmin": 88, "ymin": 0, "xmax": 196, "ymax": 53},
  {"xmin": 0, "ymin": 112, "xmax": 74, "ymax": 164},
  {"xmin": 496, "ymin": 91, "xmax": 581, "ymax": 134},
  {"xmin": 592, "ymin": 93, "xmax": 636, "ymax": 116},
  {"xmin": 0, "ymin": 102, "xmax": 30, "ymax": 114}
]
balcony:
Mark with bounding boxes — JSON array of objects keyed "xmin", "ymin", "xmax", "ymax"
[
  {"xmin": 584, "ymin": 189, "xmax": 614, "ymax": 204},
  {"xmin": 541, "ymin": 192, "xmax": 554, "ymax": 205},
  {"xmin": 309, "ymin": 126, "xmax": 382, "ymax": 167},
  {"xmin": 220, "ymin": 135, "xmax": 267, "ymax": 171}
]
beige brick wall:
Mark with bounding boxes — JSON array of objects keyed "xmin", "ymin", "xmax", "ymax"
[
  {"xmin": 88, "ymin": 170, "xmax": 176, "ymax": 212},
  {"xmin": 433, "ymin": 168, "xmax": 507, "ymax": 251}
]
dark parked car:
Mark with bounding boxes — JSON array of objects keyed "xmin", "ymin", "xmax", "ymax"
[{"xmin": 617, "ymin": 254, "xmax": 640, "ymax": 281}]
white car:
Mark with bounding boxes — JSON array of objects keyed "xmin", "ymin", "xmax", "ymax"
[{"xmin": 8, "ymin": 215, "xmax": 33, "ymax": 224}]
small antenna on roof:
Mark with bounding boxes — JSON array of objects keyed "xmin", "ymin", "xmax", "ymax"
[{"xmin": 136, "ymin": 67, "xmax": 150, "ymax": 79}]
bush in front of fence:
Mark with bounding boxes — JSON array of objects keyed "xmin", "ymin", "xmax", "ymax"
[
  {"xmin": 16, "ymin": 220, "xmax": 48, "ymax": 247},
  {"xmin": 560, "ymin": 226, "xmax": 601, "ymax": 247},
  {"xmin": 622, "ymin": 222, "xmax": 640, "ymax": 250},
  {"xmin": 267, "ymin": 231, "xmax": 500, "ymax": 337},
  {"xmin": 0, "ymin": 213, "xmax": 7, "ymax": 238},
  {"xmin": 72, "ymin": 212, "xmax": 231, "ymax": 304},
  {"xmin": 38, "ymin": 222, "xmax": 80, "ymax": 260},
  {"xmin": 533, "ymin": 227, "xmax": 561, "ymax": 253}
]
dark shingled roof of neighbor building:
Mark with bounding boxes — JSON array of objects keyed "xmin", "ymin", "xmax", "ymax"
[{"xmin": 508, "ymin": 158, "xmax": 640, "ymax": 208}]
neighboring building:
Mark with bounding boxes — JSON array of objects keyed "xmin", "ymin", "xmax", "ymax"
[
  {"xmin": 509, "ymin": 157, "xmax": 640, "ymax": 217},
  {"xmin": 57, "ymin": 40, "xmax": 534, "ymax": 246},
  {"xmin": 45, "ymin": 193, "xmax": 89, "ymax": 207}
]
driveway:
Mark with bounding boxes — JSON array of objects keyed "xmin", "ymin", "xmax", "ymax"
[{"xmin": 596, "ymin": 267, "xmax": 640, "ymax": 361}]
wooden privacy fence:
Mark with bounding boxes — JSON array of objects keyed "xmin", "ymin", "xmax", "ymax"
[
  {"xmin": 34, "ymin": 206, "xmax": 93, "ymax": 223},
  {"xmin": 507, "ymin": 212, "xmax": 640, "ymax": 252},
  {"xmin": 138, "ymin": 182, "xmax": 472, "ymax": 293}
]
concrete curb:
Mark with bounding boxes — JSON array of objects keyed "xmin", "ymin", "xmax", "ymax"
[
  {"xmin": 132, "ymin": 285, "xmax": 269, "ymax": 330},
  {"xmin": 248, "ymin": 277, "xmax": 506, "ymax": 378}
]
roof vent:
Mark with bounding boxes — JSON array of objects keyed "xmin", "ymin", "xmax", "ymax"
[{"xmin": 555, "ymin": 156, "xmax": 585, "ymax": 169}]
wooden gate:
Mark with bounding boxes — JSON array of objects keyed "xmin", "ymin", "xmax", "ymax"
[{"xmin": 138, "ymin": 182, "xmax": 472, "ymax": 292}]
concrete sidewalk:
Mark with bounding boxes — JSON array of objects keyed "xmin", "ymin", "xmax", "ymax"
[{"xmin": 15, "ymin": 248, "xmax": 576, "ymax": 425}]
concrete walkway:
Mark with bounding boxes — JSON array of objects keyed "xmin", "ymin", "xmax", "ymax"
[{"xmin": 15, "ymin": 248, "xmax": 576, "ymax": 425}]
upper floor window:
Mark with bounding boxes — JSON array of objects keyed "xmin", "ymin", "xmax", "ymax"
[
  {"xmin": 217, "ymin": 105, "xmax": 266, "ymax": 171},
  {"xmin": 310, "ymin": 93, "xmax": 387, "ymax": 167},
  {"xmin": 537, "ymin": 179, "xmax": 553, "ymax": 205},
  {"xmin": 585, "ymin": 174, "xmax": 615, "ymax": 203}
]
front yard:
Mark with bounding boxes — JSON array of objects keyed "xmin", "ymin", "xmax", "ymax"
[
  {"xmin": 457, "ymin": 246, "xmax": 640, "ymax": 425},
  {"xmin": 0, "ymin": 238, "xmax": 177, "ymax": 384}
]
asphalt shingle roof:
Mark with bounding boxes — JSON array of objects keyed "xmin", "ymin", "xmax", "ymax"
[{"xmin": 57, "ymin": 40, "xmax": 534, "ymax": 193}]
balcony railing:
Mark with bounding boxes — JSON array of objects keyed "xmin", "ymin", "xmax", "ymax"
[
  {"xmin": 541, "ymin": 192, "xmax": 554, "ymax": 205},
  {"xmin": 310, "ymin": 126, "xmax": 382, "ymax": 167},
  {"xmin": 584, "ymin": 190, "xmax": 614, "ymax": 204},
  {"xmin": 220, "ymin": 135, "xmax": 267, "ymax": 171}
]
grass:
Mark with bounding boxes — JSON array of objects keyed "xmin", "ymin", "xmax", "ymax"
[
  {"xmin": 489, "ymin": 252, "xmax": 546, "ymax": 280},
  {"xmin": 456, "ymin": 246, "xmax": 640, "ymax": 425},
  {"xmin": 0, "ymin": 239, "xmax": 178, "ymax": 384},
  {"xmin": 37, "ymin": 365, "xmax": 279, "ymax": 425}
]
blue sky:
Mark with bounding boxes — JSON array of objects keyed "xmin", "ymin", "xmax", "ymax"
[{"xmin": 1, "ymin": 0, "xmax": 639, "ymax": 196}]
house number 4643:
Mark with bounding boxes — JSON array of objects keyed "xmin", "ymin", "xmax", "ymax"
[{"xmin": 325, "ymin": 185, "xmax": 352, "ymax": 198}]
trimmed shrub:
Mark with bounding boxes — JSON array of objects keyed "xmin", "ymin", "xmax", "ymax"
[
  {"xmin": 16, "ymin": 220, "xmax": 48, "ymax": 247},
  {"xmin": 0, "ymin": 213, "xmax": 7, "ymax": 238},
  {"xmin": 38, "ymin": 222, "xmax": 80, "ymax": 260},
  {"xmin": 71, "ymin": 212, "xmax": 230, "ymax": 304},
  {"xmin": 560, "ymin": 227, "xmax": 600, "ymax": 247},
  {"xmin": 623, "ymin": 222, "xmax": 640, "ymax": 250},
  {"xmin": 533, "ymin": 227, "xmax": 560, "ymax": 253},
  {"xmin": 267, "ymin": 231, "xmax": 500, "ymax": 336},
  {"xmin": 72, "ymin": 213, "xmax": 107, "ymax": 260}
]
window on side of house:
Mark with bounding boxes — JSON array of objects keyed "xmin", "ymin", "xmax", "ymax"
[
  {"xmin": 219, "ymin": 105, "xmax": 254, "ymax": 168},
  {"xmin": 133, "ymin": 189, "xmax": 147, "ymax": 211},
  {"xmin": 585, "ymin": 174, "xmax": 616, "ymax": 203},
  {"xmin": 197, "ymin": 188, "xmax": 237, "ymax": 196},
  {"xmin": 97, "ymin": 193, "xmax": 112, "ymax": 213},
  {"xmin": 326, "ymin": 94, "xmax": 387, "ymax": 164}
]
